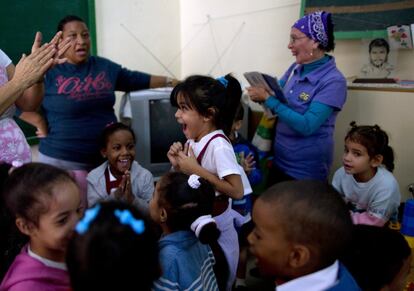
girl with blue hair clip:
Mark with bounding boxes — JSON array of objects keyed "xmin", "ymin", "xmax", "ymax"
[
  {"xmin": 66, "ymin": 200, "xmax": 159, "ymax": 291},
  {"xmin": 167, "ymin": 74, "xmax": 244, "ymax": 290},
  {"xmin": 150, "ymin": 172, "xmax": 223, "ymax": 291}
]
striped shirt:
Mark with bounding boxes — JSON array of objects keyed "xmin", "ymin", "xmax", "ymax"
[{"xmin": 153, "ymin": 231, "xmax": 218, "ymax": 291}]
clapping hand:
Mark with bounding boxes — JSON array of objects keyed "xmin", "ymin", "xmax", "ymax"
[
  {"xmin": 175, "ymin": 143, "xmax": 201, "ymax": 175},
  {"xmin": 114, "ymin": 171, "xmax": 134, "ymax": 204}
]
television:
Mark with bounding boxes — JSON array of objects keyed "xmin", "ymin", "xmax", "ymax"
[
  {"xmin": 128, "ymin": 88, "xmax": 249, "ymax": 179},
  {"xmin": 128, "ymin": 88, "xmax": 185, "ymax": 179}
]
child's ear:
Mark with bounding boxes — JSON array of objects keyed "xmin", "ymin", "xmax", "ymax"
[
  {"xmin": 160, "ymin": 207, "xmax": 168, "ymax": 223},
  {"xmin": 288, "ymin": 244, "xmax": 310, "ymax": 269},
  {"xmin": 100, "ymin": 148, "xmax": 107, "ymax": 158},
  {"xmin": 15, "ymin": 217, "xmax": 35, "ymax": 236},
  {"xmin": 234, "ymin": 120, "xmax": 243, "ymax": 131},
  {"xmin": 370, "ymin": 154, "xmax": 383, "ymax": 168},
  {"xmin": 203, "ymin": 108, "xmax": 216, "ymax": 122}
]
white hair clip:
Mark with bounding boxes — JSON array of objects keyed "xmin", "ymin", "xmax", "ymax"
[
  {"xmin": 190, "ymin": 215, "xmax": 216, "ymax": 238},
  {"xmin": 188, "ymin": 174, "xmax": 201, "ymax": 189}
]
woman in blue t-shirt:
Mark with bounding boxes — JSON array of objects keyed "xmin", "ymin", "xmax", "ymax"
[
  {"xmin": 26, "ymin": 15, "xmax": 177, "ymax": 172},
  {"xmin": 247, "ymin": 11, "xmax": 347, "ymax": 184}
]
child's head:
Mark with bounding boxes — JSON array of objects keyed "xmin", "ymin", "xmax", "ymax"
[
  {"xmin": 170, "ymin": 74, "xmax": 242, "ymax": 139},
  {"xmin": 342, "ymin": 224, "xmax": 411, "ymax": 291},
  {"xmin": 248, "ymin": 180, "xmax": 353, "ymax": 281},
  {"xmin": 66, "ymin": 200, "xmax": 159, "ymax": 291},
  {"xmin": 149, "ymin": 172, "xmax": 219, "ymax": 244},
  {"xmin": 369, "ymin": 38, "xmax": 390, "ymax": 68},
  {"xmin": 344, "ymin": 121, "xmax": 394, "ymax": 176},
  {"xmin": 100, "ymin": 122, "xmax": 136, "ymax": 177},
  {"xmin": 2, "ymin": 163, "xmax": 81, "ymax": 262}
]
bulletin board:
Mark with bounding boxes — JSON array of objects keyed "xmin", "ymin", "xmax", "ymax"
[
  {"xmin": 0, "ymin": 0, "xmax": 97, "ymax": 64},
  {"xmin": 301, "ymin": 0, "xmax": 414, "ymax": 39}
]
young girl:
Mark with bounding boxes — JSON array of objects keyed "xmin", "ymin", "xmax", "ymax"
[
  {"xmin": 332, "ymin": 121, "xmax": 401, "ymax": 226},
  {"xmin": 0, "ymin": 163, "xmax": 82, "ymax": 290},
  {"xmin": 66, "ymin": 200, "xmax": 160, "ymax": 291},
  {"xmin": 167, "ymin": 74, "xmax": 244, "ymax": 290},
  {"xmin": 87, "ymin": 122, "xmax": 154, "ymax": 214},
  {"xmin": 150, "ymin": 172, "xmax": 222, "ymax": 291}
]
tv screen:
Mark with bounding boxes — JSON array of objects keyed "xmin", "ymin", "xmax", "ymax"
[
  {"xmin": 128, "ymin": 88, "xmax": 186, "ymax": 178},
  {"xmin": 150, "ymin": 98, "xmax": 184, "ymax": 163}
]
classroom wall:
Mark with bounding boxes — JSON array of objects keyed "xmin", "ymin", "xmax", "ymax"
[
  {"xmin": 94, "ymin": 0, "xmax": 181, "ymax": 113},
  {"xmin": 95, "ymin": 0, "xmax": 414, "ymax": 199}
]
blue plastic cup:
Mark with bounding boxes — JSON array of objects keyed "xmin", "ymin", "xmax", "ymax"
[{"xmin": 401, "ymin": 199, "xmax": 414, "ymax": 236}]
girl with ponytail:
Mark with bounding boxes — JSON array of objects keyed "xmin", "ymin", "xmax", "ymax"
[
  {"xmin": 167, "ymin": 74, "xmax": 244, "ymax": 290},
  {"xmin": 332, "ymin": 121, "xmax": 401, "ymax": 227},
  {"xmin": 150, "ymin": 172, "xmax": 224, "ymax": 290}
]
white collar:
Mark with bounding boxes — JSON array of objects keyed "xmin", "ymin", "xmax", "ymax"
[
  {"xmin": 28, "ymin": 245, "xmax": 67, "ymax": 270},
  {"xmin": 107, "ymin": 164, "xmax": 117, "ymax": 182},
  {"xmin": 277, "ymin": 260, "xmax": 339, "ymax": 291},
  {"xmin": 190, "ymin": 129, "xmax": 224, "ymax": 146}
]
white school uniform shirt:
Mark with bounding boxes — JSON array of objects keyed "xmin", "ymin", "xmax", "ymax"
[
  {"xmin": 188, "ymin": 130, "xmax": 241, "ymax": 196},
  {"xmin": 276, "ymin": 260, "xmax": 339, "ymax": 291}
]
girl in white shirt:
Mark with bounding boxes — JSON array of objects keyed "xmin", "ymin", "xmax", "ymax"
[{"xmin": 167, "ymin": 74, "xmax": 243, "ymax": 290}]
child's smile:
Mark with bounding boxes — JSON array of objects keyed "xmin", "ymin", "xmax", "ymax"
[
  {"xmin": 174, "ymin": 94, "xmax": 213, "ymax": 142},
  {"xmin": 102, "ymin": 130, "xmax": 136, "ymax": 178}
]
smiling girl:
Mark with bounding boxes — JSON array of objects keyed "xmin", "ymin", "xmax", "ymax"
[
  {"xmin": 87, "ymin": 122, "xmax": 154, "ymax": 214},
  {"xmin": 0, "ymin": 163, "xmax": 82, "ymax": 290}
]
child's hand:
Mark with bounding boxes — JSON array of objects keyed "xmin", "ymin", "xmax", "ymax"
[
  {"xmin": 167, "ymin": 142, "xmax": 183, "ymax": 169},
  {"xmin": 114, "ymin": 171, "xmax": 134, "ymax": 204},
  {"xmin": 240, "ymin": 152, "xmax": 256, "ymax": 174},
  {"xmin": 122, "ymin": 171, "xmax": 134, "ymax": 204},
  {"xmin": 176, "ymin": 144, "xmax": 200, "ymax": 175}
]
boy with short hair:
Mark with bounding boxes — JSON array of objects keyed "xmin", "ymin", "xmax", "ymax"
[{"xmin": 248, "ymin": 180, "xmax": 361, "ymax": 290}]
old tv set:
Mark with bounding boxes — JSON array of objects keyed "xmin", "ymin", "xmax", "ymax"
[{"xmin": 128, "ymin": 88, "xmax": 185, "ymax": 178}]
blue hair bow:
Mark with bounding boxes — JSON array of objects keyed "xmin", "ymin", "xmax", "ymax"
[
  {"xmin": 114, "ymin": 209, "xmax": 145, "ymax": 234},
  {"xmin": 75, "ymin": 204, "xmax": 101, "ymax": 234},
  {"xmin": 216, "ymin": 76, "xmax": 228, "ymax": 88}
]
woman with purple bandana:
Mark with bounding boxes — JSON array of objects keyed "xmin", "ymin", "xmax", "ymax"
[{"xmin": 247, "ymin": 11, "xmax": 346, "ymax": 183}]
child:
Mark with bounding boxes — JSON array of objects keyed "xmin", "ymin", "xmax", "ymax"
[
  {"xmin": 341, "ymin": 224, "xmax": 411, "ymax": 291},
  {"xmin": 332, "ymin": 122, "xmax": 401, "ymax": 226},
  {"xmin": 0, "ymin": 163, "xmax": 82, "ymax": 290},
  {"xmin": 229, "ymin": 103, "xmax": 263, "ymax": 192},
  {"xmin": 248, "ymin": 180, "xmax": 361, "ymax": 290},
  {"xmin": 149, "ymin": 172, "xmax": 221, "ymax": 290},
  {"xmin": 229, "ymin": 103, "xmax": 261, "ymax": 290},
  {"xmin": 87, "ymin": 122, "xmax": 154, "ymax": 214},
  {"xmin": 66, "ymin": 200, "xmax": 160, "ymax": 291},
  {"xmin": 360, "ymin": 38, "xmax": 394, "ymax": 79},
  {"xmin": 167, "ymin": 74, "xmax": 244, "ymax": 290}
]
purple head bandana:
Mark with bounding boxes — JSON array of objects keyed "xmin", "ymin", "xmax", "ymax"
[{"xmin": 292, "ymin": 11, "xmax": 330, "ymax": 49}]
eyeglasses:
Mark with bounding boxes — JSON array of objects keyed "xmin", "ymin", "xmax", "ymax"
[{"xmin": 289, "ymin": 35, "xmax": 308, "ymax": 44}]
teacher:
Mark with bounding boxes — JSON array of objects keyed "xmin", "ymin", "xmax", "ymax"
[
  {"xmin": 38, "ymin": 15, "xmax": 176, "ymax": 171},
  {"xmin": 248, "ymin": 11, "xmax": 346, "ymax": 183}
]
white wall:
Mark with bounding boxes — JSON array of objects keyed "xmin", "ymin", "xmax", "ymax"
[
  {"xmin": 95, "ymin": 0, "xmax": 414, "ymax": 199},
  {"xmin": 95, "ymin": 0, "xmax": 181, "ymax": 113}
]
